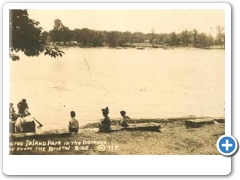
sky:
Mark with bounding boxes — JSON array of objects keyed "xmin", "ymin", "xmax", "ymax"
[{"xmin": 28, "ymin": 10, "xmax": 225, "ymax": 36}]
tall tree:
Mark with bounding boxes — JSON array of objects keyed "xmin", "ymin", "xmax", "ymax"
[
  {"xmin": 169, "ymin": 32, "xmax": 177, "ymax": 46},
  {"xmin": 49, "ymin": 20, "xmax": 72, "ymax": 45},
  {"xmin": 54, "ymin": 19, "xmax": 64, "ymax": 30},
  {"xmin": 181, "ymin": 30, "xmax": 189, "ymax": 46},
  {"xmin": 192, "ymin": 29, "xmax": 198, "ymax": 47},
  {"xmin": 216, "ymin": 26, "xmax": 225, "ymax": 48},
  {"xmin": 9, "ymin": 10, "xmax": 64, "ymax": 58},
  {"xmin": 197, "ymin": 33, "xmax": 208, "ymax": 47},
  {"xmin": 150, "ymin": 28, "xmax": 155, "ymax": 45}
]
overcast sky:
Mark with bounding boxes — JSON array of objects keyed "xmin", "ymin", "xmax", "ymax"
[{"xmin": 28, "ymin": 10, "xmax": 225, "ymax": 36}]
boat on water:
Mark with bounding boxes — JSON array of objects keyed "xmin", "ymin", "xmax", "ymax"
[
  {"xmin": 9, "ymin": 116, "xmax": 71, "ymax": 139},
  {"xmin": 9, "ymin": 113, "xmax": 43, "ymax": 134},
  {"xmin": 145, "ymin": 47, "xmax": 152, "ymax": 50},
  {"xmin": 9, "ymin": 120, "xmax": 36, "ymax": 134}
]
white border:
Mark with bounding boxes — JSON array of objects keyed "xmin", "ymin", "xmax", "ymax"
[{"xmin": 3, "ymin": 3, "xmax": 231, "ymax": 175}]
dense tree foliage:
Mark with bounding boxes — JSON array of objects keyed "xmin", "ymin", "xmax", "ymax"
[
  {"xmin": 10, "ymin": 10, "xmax": 225, "ymax": 56},
  {"xmin": 216, "ymin": 26, "xmax": 225, "ymax": 48},
  {"xmin": 48, "ymin": 25, "xmax": 224, "ymax": 48},
  {"xmin": 9, "ymin": 10, "xmax": 64, "ymax": 58}
]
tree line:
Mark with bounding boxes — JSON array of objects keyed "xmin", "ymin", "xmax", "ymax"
[
  {"xmin": 9, "ymin": 10, "xmax": 225, "ymax": 60},
  {"xmin": 43, "ymin": 19, "xmax": 225, "ymax": 49}
]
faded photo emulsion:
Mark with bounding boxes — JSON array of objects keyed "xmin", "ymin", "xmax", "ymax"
[{"xmin": 9, "ymin": 9, "xmax": 225, "ymax": 155}]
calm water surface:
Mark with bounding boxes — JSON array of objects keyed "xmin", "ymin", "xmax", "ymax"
[{"xmin": 10, "ymin": 48, "xmax": 225, "ymax": 130}]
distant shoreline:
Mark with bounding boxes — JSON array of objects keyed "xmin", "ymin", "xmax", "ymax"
[{"xmin": 57, "ymin": 45, "xmax": 225, "ymax": 50}]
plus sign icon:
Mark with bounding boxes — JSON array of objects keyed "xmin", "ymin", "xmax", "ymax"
[{"xmin": 217, "ymin": 135, "xmax": 238, "ymax": 156}]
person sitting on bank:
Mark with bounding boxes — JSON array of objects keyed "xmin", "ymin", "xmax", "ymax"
[
  {"xmin": 68, "ymin": 111, "xmax": 79, "ymax": 133},
  {"xmin": 15, "ymin": 115, "xmax": 24, "ymax": 133},
  {"xmin": 17, "ymin": 99, "xmax": 29, "ymax": 116},
  {"xmin": 99, "ymin": 107, "xmax": 111, "ymax": 132},
  {"xmin": 119, "ymin": 110, "xmax": 130, "ymax": 127},
  {"xmin": 9, "ymin": 103, "xmax": 17, "ymax": 121}
]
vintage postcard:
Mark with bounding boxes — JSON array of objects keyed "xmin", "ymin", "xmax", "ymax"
[{"xmin": 3, "ymin": 2, "xmax": 232, "ymax": 175}]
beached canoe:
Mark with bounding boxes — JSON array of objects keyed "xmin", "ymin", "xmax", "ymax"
[
  {"xmin": 10, "ymin": 128, "xmax": 71, "ymax": 139},
  {"xmin": 185, "ymin": 118, "xmax": 225, "ymax": 128},
  {"xmin": 120, "ymin": 123, "xmax": 161, "ymax": 132}
]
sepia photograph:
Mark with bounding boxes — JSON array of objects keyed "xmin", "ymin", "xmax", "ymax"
[{"xmin": 8, "ymin": 7, "xmax": 226, "ymax": 155}]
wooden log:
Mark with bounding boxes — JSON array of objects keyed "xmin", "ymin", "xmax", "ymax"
[
  {"xmin": 121, "ymin": 123, "xmax": 161, "ymax": 132},
  {"xmin": 10, "ymin": 129, "xmax": 71, "ymax": 140},
  {"xmin": 184, "ymin": 118, "xmax": 223, "ymax": 128},
  {"xmin": 214, "ymin": 118, "xmax": 225, "ymax": 124}
]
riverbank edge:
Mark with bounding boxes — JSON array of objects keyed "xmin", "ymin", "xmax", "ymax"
[
  {"xmin": 9, "ymin": 116, "xmax": 225, "ymax": 155},
  {"xmin": 81, "ymin": 116, "xmax": 225, "ymax": 129}
]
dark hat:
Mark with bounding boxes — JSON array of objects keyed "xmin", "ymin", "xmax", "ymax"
[
  {"xmin": 70, "ymin": 111, "xmax": 76, "ymax": 117},
  {"xmin": 22, "ymin": 99, "xmax": 26, "ymax": 102},
  {"xmin": 120, "ymin": 111, "xmax": 126, "ymax": 115}
]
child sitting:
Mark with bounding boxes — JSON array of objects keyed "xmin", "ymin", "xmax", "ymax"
[{"xmin": 119, "ymin": 110, "xmax": 130, "ymax": 127}]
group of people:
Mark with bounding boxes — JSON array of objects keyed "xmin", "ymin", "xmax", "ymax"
[
  {"xmin": 9, "ymin": 99, "xmax": 35, "ymax": 133},
  {"xmin": 9, "ymin": 99, "xmax": 29, "ymax": 121},
  {"xmin": 98, "ymin": 107, "xmax": 130, "ymax": 132},
  {"xmin": 10, "ymin": 100, "xmax": 130, "ymax": 134},
  {"xmin": 68, "ymin": 107, "xmax": 130, "ymax": 133}
]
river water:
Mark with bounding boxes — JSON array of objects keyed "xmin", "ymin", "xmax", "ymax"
[{"xmin": 10, "ymin": 47, "xmax": 225, "ymax": 130}]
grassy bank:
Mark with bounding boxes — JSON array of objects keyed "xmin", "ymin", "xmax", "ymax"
[{"xmin": 9, "ymin": 118, "xmax": 224, "ymax": 155}]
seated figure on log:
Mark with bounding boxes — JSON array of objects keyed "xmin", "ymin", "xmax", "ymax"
[
  {"xmin": 119, "ymin": 110, "xmax": 130, "ymax": 127},
  {"xmin": 99, "ymin": 107, "xmax": 111, "ymax": 132}
]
